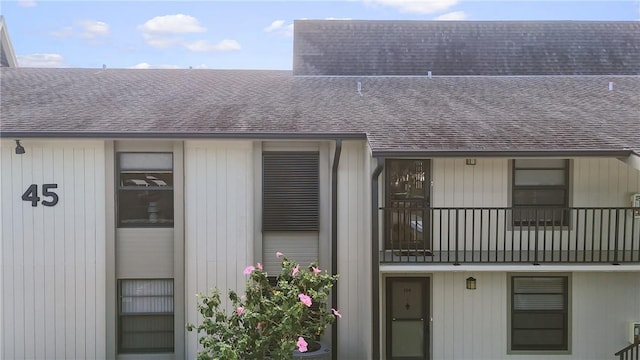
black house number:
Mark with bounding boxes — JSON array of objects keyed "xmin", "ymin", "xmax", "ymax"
[{"xmin": 22, "ymin": 184, "xmax": 59, "ymax": 207}]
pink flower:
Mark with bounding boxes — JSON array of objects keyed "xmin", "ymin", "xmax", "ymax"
[
  {"xmin": 236, "ymin": 306, "xmax": 244, "ymax": 315},
  {"xmin": 243, "ymin": 266, "xmax": 255, "ymax": 275},
  {"xmin": 276, "ymin": 251, "xmax": 284, "ymax": 258},
  {"xmin": 298, "ymin": 293, "xmax": 312, "ymax": 307},
  {"xmin": 331, "ymin": 308, "xmax": 342, "ymax": 319},
  {"xmin": 297, "ymin": 337, "xmax": 308, "ymax": 352},
  {"xmin": 292, "ymin": 264, "xmax": 300, "ymax": 276},
  {"xmin": 256, "ymin": 322, "xmax": 263, "ymax": 330},
  {"xmin": 257, "ymin": 262, "xmax": 263, "ymax": 271},
  {"xmin": 312, "ymin": 266, "xmax": 321, "ymax": 275}
]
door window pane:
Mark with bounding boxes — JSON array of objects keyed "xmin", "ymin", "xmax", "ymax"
[
  {"xmin": 391, "ymin": 321, "xmax": 424, "ymax": 357},
  {"xmin": 388, "ymin": 160, "xmax": 427, "ymax": 201},
  {"xmin": 386, "ymin": 159, "xmax": 430, "ymax": 251}
]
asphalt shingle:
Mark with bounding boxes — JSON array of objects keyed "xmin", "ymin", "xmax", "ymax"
[
  {"xmin": 1, "ymin": 68, "xmax": 639, "ymax": 155},
  {"xmin": 293, "ymin": 20, "xmax": 640, "ymax": 76}
]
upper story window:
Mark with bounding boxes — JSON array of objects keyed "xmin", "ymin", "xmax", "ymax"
[
  {"xmin": 262, "ymin": 152, "xmax": 319, "ymax": 231},
  {"xmin": 512, "ymin": 159, "xmax": 569, "ymax": 226},
  {"xmin": 118, "ymin": 153, "xmax": 174, "ymax": 228}
]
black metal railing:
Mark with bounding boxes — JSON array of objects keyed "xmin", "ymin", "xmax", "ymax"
[
  {"xmin": 380, "ymin": 207, "xmax": 640, "ymax": 264},
  {"xmin": 615, "ymin": 341, "xmax": 640, "ymax": 360}
]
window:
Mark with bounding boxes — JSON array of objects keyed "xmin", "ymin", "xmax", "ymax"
[
  {"xmin": 118, "ymin": 153, "xmax": 174, "ymax": 227},
  {"xmin": 118, "ymin": 279, "xmax": 174, "ymax": 354},
  {"xmin": 510, "ymin": 276, "xmax": 569, "ymax": 352},
  {"xmin": 512, "ymin": 159, "xmax": 569, "ymax": 226},
  {"xmin": 262, "ymin": 152, "xmax": 319, "ymax": 231}
]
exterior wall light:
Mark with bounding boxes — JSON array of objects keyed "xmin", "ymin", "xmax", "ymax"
[
  {"xmin": 466, "ymin": 276, "xmax": 477, "ymax": 290},
  {"xmin": 15, "ymin": 140, "xmax": 25, "ymax": 155}
]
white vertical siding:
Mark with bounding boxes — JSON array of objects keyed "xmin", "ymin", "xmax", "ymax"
[
  {"xmin": 336, "ymin": 141, "xmax": 371, "ymax": 358},
  {"xmin": 0, "ymin": 140, "xmax": 106, "ymax": 360},
  {"xmin": 184, "ymin": 140, "xmax": 254, "ymax": 359},
  {"xmin": 428, "ymin": 271, "xmax": 640, "ymax": 360},
  {"xmin": 432, "ymin": 158, "xmax": 508, "ymax": 208},
  {"xmin": 574, "ymin": 158, "xmax": 640, "ymax": 206},
  {"xmin": 572, "ymin": 272, "xmax": 640, "ymax": 358},
  {"xmin": 431, "ymin": 272, "xmax": 507, "ymax": 360},
  {"xmin": 432, "ymin": 159, "xmax": 509, "ymax": 251}
]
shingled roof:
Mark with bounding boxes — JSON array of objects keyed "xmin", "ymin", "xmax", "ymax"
[
  {"xmin": 293, "ymin": 20, "xmax": 640, "ymax": 76},
  {"xmin": 1, "ymin": 68, "xmax": 639, "ymax": 155}
]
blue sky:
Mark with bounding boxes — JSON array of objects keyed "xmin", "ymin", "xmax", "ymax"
[{"xmin": 2, "ymin": 0, "xmax": 639, "ymax": 69}]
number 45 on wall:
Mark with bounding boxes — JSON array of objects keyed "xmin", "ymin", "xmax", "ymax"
[{"xmin": 22, "ymin": 184, "xmax": 59, "ymax": 207}]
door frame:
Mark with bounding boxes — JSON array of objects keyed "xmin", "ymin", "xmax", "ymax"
[{"xmin": 385, "ymin": 276, "xmax": 431, "ymax": 360}]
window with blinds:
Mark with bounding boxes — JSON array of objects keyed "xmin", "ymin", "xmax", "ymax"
[
  {"xmin": 118, "ymin": 279, "xmax": 174, "ymax": 353},
  {"xmin": 512, "ymin": 159, "xmax": 569, "ymax": 226},
  {"xmin": 262, "ymin": 152, "xmax": 320, "ymax": 231},
  {"xmin": 510, "ymin": 276, "xmax": 569, "ymax": 351}
]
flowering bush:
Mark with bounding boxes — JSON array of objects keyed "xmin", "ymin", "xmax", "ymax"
[{"xmin": 187, "ymin": 252, "xmax": 341, "ymax": 360}]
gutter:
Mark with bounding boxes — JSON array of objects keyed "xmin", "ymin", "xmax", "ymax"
[
  {"xmin": 331, "ymin": 139, "xmax": 342, "ymax": 360},
  {"xmin": 370, "ymin": 157, "xmax": 385, "ymax": 360},
  {"xmin": 371, "ymin": 149, "xmax": 634, "ymax": 158},
  {"xmin": 0, "ymin": 131, "xmax": 367, "ymax": 140}
]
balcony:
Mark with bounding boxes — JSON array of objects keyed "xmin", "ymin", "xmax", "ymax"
[{"xmin": 380, "ymin": 207, "xmax": 640, "ymax": 264}]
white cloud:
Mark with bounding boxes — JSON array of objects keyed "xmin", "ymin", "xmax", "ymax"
[
  {"xmin": 264, "ymin": 20, "xmax": 285, "ymax": 32},
  {"xmin": 78, "ymin": 20, "xmax": 110, "ymax": 38},
  {"xmin": 364, "ymin": 0, "xmax": 458, "ymax": 14},
  {"xmin": 264, "ymin": 19, "xmax": 294, "ymax": 38},
  {"xmin": 141, "ymin": 33, "xmax": 182, "ymax": 49},
  {"xmin": 130, "ymin": 62, "xmax": 182, "ymax": 69},
  {"xmin": 17, "ymin": 53, "xmax": 66, "ymax": 68},
  {"xmin": 51, "ymin": 26, "xmax": 74, "ymax": 38},
  {"xmin": 129, "ymin": 63, "xmax": 209, "ymax": 69},
  {"xmin": 50, "ymin": 20, "xmax": 109, "ymax": 44},
  {"xmin": 138, "ymin": 14, "xmax": 237, "ymax": 52},
  {"xmin": 434, "ymin": 11, "xmax": 467, "ymax": 20},
  {"xmin": 17, "ymin": 0, "xmax": 36, "ymax": 7},
  {"xmin": 139, "ymin": 14, "xmax": 206, "ymax": 34},
  {"xmin": 184, "ymin": 39, "xmax": 241, "ymax": 52}
]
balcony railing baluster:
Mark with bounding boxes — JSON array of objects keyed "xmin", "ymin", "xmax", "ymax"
[{"xmin": 379, "ymin": 207, "xmax": 640, "ymax": 264}]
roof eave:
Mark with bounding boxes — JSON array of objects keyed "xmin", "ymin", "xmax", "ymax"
[
  {"xmin": 370, "ymin": 149, "xmax": 635, "ymax": 158},
  {"xmin": 0, "ymin": 131, "xmax": 368, "ymax": 140}
]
